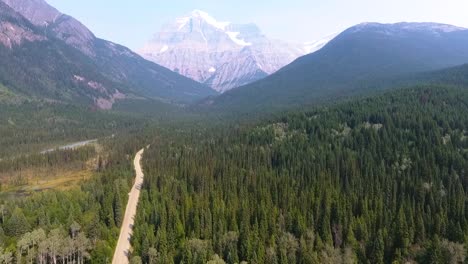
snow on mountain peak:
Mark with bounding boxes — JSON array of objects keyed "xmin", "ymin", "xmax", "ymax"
[
  {"xmin": 350, "ymin": 22, "xmax": 466, "ymax": 35},
  {"xmin": 304, "ymin": 33, "xmax": 338, "ymax": 54},
  {"xmin": 176, "ymin": 17, "xmax": 190, "ymax": 30},
  {"xmin": 177, "ymin": 9, "xmax": 231, "ymax": 31},
  {"xmin": 226, "ymin": 31, "xmax": 252, "ymax": 46},
  {"xmin": 397, "ymin": 22, "xmax": 466, "ymax": 33},
  {"xmin": 159, "ymin": 45, "xmax": 169, "ymax": 53},
  {"xmin": 172, "ymin": 10, "xmax": 253, "ymax": 47},
  {"xmin": 140, "ymin": 11, "xmax": 308, "ymax": 92}
]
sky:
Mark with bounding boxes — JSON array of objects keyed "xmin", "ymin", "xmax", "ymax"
[{"xmin": 46, "ymin": 0, "xmax": 468, "ymax": 51}]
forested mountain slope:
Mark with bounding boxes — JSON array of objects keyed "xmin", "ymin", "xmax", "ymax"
[
  {"xmin": 132, "ymin": 85, "xmax": 468, "ymax": 263},
  {"xmin": 209, "ymin": 22, "xmax": 468, "ymax": 112},
  {"xmin": 0, "ymin": 0, "xmax": 215, "ymax": 109},
  {"xmin": 408, "ymin": 64, "xmax": 468, "ymax": 87}
]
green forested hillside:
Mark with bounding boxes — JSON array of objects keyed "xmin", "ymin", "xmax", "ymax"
[{"xmin": 131, "ymin": 85, "xmax": 468, "ymax": 263}]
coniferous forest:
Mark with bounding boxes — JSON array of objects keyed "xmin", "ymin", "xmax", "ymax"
[
  {"xmin": 129, "ymin": 86, "xmax": 468, "ymax": 263},
  {"xmin": 0, "ymin": 134, "xmax": 148, "ymax": 263},
  {"xmin": 0, "ymin": 84, "xmax": 467, "ymax": 263},
  {"xmin": 2, "ymin": 0, "xmax": 468, "ymax": 263}
]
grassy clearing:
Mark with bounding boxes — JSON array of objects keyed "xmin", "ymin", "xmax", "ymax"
[
  {"xmin": 0, "ymin": 83, "xmax": 22, "ymax": 102},
  {"xmin": 0, "ymin": 143, "xmax": 102, "ymax": 199},
  {"xmin": 0, "ymin": 165, "xmax": 93, "ymax": 199}
]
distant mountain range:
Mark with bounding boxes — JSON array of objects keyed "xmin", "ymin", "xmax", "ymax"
[
  {"xmin": 207, "ymin": 22, "xmax": 468, "ymax": 112},
  {"xmin": 140, "ymin": 10, "xmax": 330, "ymax": 93},
  {"xmin": 0, "ymin": 0, "xmax": 216, "ymax": 109},
  {"xmin": 2, "ymin": 1, "xmax": 468, "ymax": 114}
]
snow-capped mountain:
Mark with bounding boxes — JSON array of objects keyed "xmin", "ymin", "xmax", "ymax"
[{"xmin": 140, "ymin": 10, "xmax": 310, "ymax": 93}]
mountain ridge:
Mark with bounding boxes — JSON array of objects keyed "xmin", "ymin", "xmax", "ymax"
[
  {"xmin": 0, "ymin": 0, "xmax": 216, "ymax": 109},
  {"xmin": 207, "ymin": 22, "xmax": 468, "ymax": 112}
]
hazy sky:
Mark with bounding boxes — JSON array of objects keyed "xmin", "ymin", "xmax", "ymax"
[{"xmin": 46, "ymin": 0, "xmax": 468, "ymax": 51}]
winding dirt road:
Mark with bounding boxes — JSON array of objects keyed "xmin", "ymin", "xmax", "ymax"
[{"xmin": 112, "ymin": 148, "xmax": 145, "ymax": 264}]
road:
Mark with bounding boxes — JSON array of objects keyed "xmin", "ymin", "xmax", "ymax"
[{"xmin": 112, "ymin": 148, "xmax": 145, "ymax": 264}]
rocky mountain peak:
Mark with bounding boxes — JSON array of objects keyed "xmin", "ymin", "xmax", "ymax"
[
  {"xmin": 140, "ymin": 10, "xmax": 310, "ymax": 92},
  {"xmin": 1, "ymin": 0, "xmax": 60, "ymax": 26},
  {"xmin": 182, "ymin": 9, "xmax": 231, "ymax": 31},
  {"xmin": 0, "ymin": 1, "xmax": 46, "ymax": 48},
  {"xmin": 1, "ymin": 0, "xmax": 96, "ymax": 56}
]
